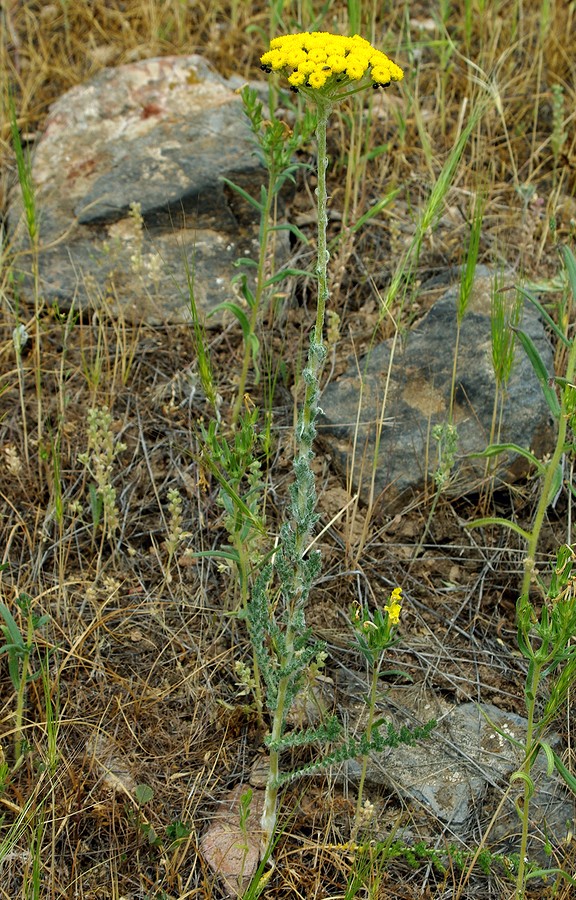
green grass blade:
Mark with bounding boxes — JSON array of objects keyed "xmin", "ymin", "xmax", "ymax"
[
  {"xmin": 513, "ymin": 328, "xmax": 561, "ymax": 418},
  {"xmin": 516, "ymin": 285, "xmax": 570, "ymax": 347},
  {"xmin": 561, "ymin": 244, "xmax": 576, "ymax": 301},
  {"xmin": 350, "ymin": 191, "xmax": 400, "ymax": 233}
]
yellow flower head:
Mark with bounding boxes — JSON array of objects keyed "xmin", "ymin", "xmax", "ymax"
[
  {"xmin": 384, "ymin": 587, "xmax": 402, "ymax": 625},
  {"xmin": 261, "ymin": 31, "xmax": 403, "ymax": 98}
]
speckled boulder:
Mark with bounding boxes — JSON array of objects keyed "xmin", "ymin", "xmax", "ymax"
[
  {"xmin": 319, "ymin": 267, "xmax": 555, "ymax": 511},
  {"xmin": 9, "ymin": 56, "xmax": 283, "ymax": 323}
]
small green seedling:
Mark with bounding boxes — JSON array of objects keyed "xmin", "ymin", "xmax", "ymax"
[{"xmin": 0, "ymin": 592, "xmax": 49, "ymax": 765}]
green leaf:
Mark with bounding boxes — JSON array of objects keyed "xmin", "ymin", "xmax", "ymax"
[
  {"xmin": 16, "ymin": 592, "xmax": 32, "ymax": 614},
  {"xmin": 465, "ymin": 517, "xmax": 532, "ymax": 541},
  {"xmin": 219, "ymin": 176, "xmax": 262, "ymax": 212},
  {"xmin": 269, "ymin": 222, "xmax": 310, "ymax": 244},
  {"xmin": 166, "ymin": 819, "xmax": 191, "ymax": 843},
  {"xmin": 134, "ymin": 783, "xmax": 154, "ymax": 805},
  {"xmin": 190, "ymin": 549, "xmax": 241, "ymax": 563},
  {"xmin": 247, "ymin": 332, "xmax": 261, "ymax": 384},
  {"xmin": 513, "ymin": 328, "xmax": 561, "ymax": 418},
  {"xmin": 525, "ymin": 866, "xmax": 576, "ymax": 885},
  {"xmin": 516, "ymin": 627, "xmax": 533, "ymax": 660},
  {"xmin": 477, "ymin": 705, "xmax": 525, "ymax": 750},
  {"xmin": 538, "ymin": 740, "xmax": 555, "ymax": 776},
  {"xmin": 552, "ymin": 747, "xmax": 576, "ymax": 793},
  {"xmin": 362, "ymin": 143, "xmax": 391, "ymax": 162},
  {"xmin": 264, "ymin": 267, "xmax": 310, "ymax": 287},
  {"xmin": 510, "ymin": 770, "xmax": 535, "ymax": 799},
  {"xmin": 233, "ymin": 257, "xmax": 258, "ymax": 269},
  {"xmin": 0, "ymin": 603, "xmax": 24, "ymax": 648},
  {"xmin": 561, "ymin": 245, "xmax": 576, "ymax": 302},
  {"xmin": 378, "ymin": 668, "xmax": 413, "ymax": 681},
  {"xmin": 239, "ymin": 276, "xmax": 257, "ymax": 309},
  {"xmin": 468, "ymin": 443, "xmax": 544, "ymax": 474},
  {"xmin": 200, "ymin": 456, "xmax": 265, "ymax": 534},
  {"xmin": 546, "ymin": 461, "xmax": 564, "ymax": 507},
  {"xmin": 8, "ymin": 654, "xmax": 21, "ymax": 692},
  {"xmin": 208, "ymin": 302, "xmax": 251, "ymax": 339},
  {"xmin": 516, "ymin": 285, "xmax": 570, "ymax": 347},
  {"xmin": 89, "ymin": 483, "xmax": 102, "ymax": 528}
]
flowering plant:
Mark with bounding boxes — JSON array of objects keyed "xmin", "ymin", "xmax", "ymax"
[
  {"xmin": 260, "ymin": 31, "xmax": 403, "ymax": 98},
  {"xmin": 247, "ymin": 32, "xmax": 411, "ymax": 863},
  {"xmin": 351, "ymin": 588, "xmax": 404, "ymax": 834},
  {"xmin": 353, "ymin": 587, "xmax": 403, "ymax": 661}
]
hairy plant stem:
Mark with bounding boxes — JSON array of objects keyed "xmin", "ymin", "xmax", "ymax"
[{"xmin": 260, "ymin": 96, "xmax": 332, "ymax": 855}]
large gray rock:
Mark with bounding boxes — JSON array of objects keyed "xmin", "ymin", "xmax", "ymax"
[
  {"xmin": 340, "ymin": 685, "xmax": 574, "ymax": 858},
  {"xmin": 9, "ymin": 56, "xmax": 281, "ymax": 323},
  {"xmin": 319, "ymin": 268, "xmax": 555, "ymax": 511}
]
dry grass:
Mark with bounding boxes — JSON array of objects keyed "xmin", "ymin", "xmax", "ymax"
[{"xmin": 1, "ymin": 1, "xmax": 576, "ymax": 898}]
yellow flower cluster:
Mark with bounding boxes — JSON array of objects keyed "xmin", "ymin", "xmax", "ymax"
[
  {"xmin": 384, "ymin": 587, "xmax": 402, "ymax": 625},
  {"xmin": 260, "ymin": 31, "xmax": 403, "ymax": 94}
]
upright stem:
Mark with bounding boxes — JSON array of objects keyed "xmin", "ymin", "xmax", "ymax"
[
  {"xmin": 520, "ymin": 332, "xmax": 576, "ymax": 605},
  {"xmin": 284, "ymin": 96, "xmax": 332, "ymax": 616},
  {"xmin": 260, "ymin": 672, "xmax": 290, "ymax": 853},
  {"xmin": 448, "ymin": 319, "xmax": 462, "ymax": 423},
  {"xmin": 514, "ymin": 661, "xmax": 542, "ymax": 900},
  {"xmin": 260, "ymin": 97, "xmax": 333, "ymax": 855},
  {"xmin": 234, "ymin": 536, "xmax": 264, "ymax": 723},
  {"xmin": 232, "ymin": 168, "xmax": 276, "ymax": 427},
  {"xmin": 33, "ymin": 241, "xmax": 43, "ymax": 478},
  {"xmin": 15, "ymin": 334, "xmax": 29, "ymax": 466},
  {"xmin": 353, "ymin": 658, "xmax": 380, "ymax": 838},
  {"xmin": 513, "ymin": 326, "xmax": 576, "ymax": 897},
  {"xmin": 14, "ymin": 614, "xmax": 34, "ymax": 763},
  {"xmin": 312, "ymin": 99, "xmax": 331, "ymax": 347}
]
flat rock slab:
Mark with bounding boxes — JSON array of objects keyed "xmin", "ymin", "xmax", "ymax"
[
  {"xmin": 9, "ymin": 56, "xmax": 277, "ymax": 323},
  {"xmin": 341, "ymin": 686, "xmax": 574, "ymax": 857},
  {"xmin": 319, "ymin": 267, "xmax": 555, "ymax": 511}
]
